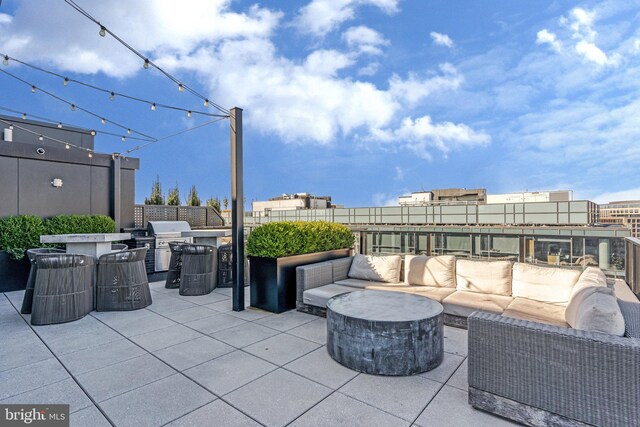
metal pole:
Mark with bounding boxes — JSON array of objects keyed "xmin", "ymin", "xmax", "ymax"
[
  {"xmin": 112, "ymin": 153, "xmax": 121, "ymax": 232},
  {"xmin": 230, "ymin": 107, "xmax": 245, "ymax": 311}
]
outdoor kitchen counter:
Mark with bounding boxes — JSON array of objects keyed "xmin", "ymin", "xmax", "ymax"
[
  {"xmin": 181, "ymin": 229, "xmax": 231, "ymax": 247},
  {"xmin": 40, "ymin": 233, "xmax": 131, "ymax": 258}
]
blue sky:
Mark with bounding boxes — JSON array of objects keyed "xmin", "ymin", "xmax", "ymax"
[{"xmin": 1, "ymin": 0, "xmax": 639, "ymax": 207}]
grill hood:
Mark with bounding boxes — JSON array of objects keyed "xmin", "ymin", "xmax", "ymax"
[{"xmin": 147, "ymin": 221, "xmax": 191, "ymax": 235}]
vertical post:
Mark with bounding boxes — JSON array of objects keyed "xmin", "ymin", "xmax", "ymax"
[
  {"xmin": 112, "ymin": 153, "xmax": 121, "ymax": 232},
  {"xmin": 230, "ymin": 107, "xmax": 245, "ymax": 311}
]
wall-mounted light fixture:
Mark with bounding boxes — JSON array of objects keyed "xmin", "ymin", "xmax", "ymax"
[{"xmin": 51, "ymin": 178, "xmax": 63, "ymax": 188}]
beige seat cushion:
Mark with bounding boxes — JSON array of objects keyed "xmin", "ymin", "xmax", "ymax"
[
  {"xmin": 442, "ymin": 291, "xmax": 513, "ymax": 317},
  {"xmin": 456, "ymin": 259, "xmax": 513, "ymax": 296},
  {"xmin": 512, "ymin": 263, "xmax": 581, "ymax": 304},
  {"xmin": 303, "ymin": 284, "xmax": 356, "ymax": 307},
  {"xmin": 335, "ymin": 278, "xmax": 404, "ymax": 289},
  {"xmin": 365, "ymin": 284, "xmax": 455, "ymax": 302},
  {"xmin": 503, "ymin": 298, "xmax": 568, "ymax": 327},
  {"xmin": 405, "ymin": 255, "xmax": 456, "ymax": 287},
  {"xmin": 347, "ymin": 254, "xmax": 402, "ymax": 283}
]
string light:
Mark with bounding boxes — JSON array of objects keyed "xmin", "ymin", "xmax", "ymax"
[
  {"xmin": 90, "ymin": 130, "xmax": 96, "ymax": 136},
  {"xmin": 187, "ymin": 110, "xmax": 192, "ymax": 118},
  {"xmin": 203, "ymin": 99, "xmax": 209, "ymax": 107},
  {"xmin": 63, "ymin": 77, "xmax": 69, "ymax": 86},
  {"xmin": 57, "ymin": 122, "xmax": 63, "ymax": 128},
  {"xmin": 2, "ymin": 55, "xmax": 8, "ymax": 66},
  {"xmin": 9, "ymin": 125, "xmax": 13, "ymax": 130},
  {"xmin": 109, "ymin": 91, "xmax": 115, "ymax": 101},
  {"xmin": 65, "ymin": 144, "xmax": 70, "ymax": 149},
  {"xmin": 38, "ymin": 135, "xmax": 44, "ymax": 141},
  {"xmin": 143, "ymin": 59, "xmax": 149, "ymax": 69},
  {"xmin": 151, "ymin": 103, "xmax": 156, "ymax": 111},
  {"xmin": 178, "ymin": 83, "xmax": 184, "ymax": 92},
  {"xmin": 127, "ymin": 128, "xmax": 131, "ymax": 134},
  {"xmin": 31, "ymin": 85, "xmax": 36, "ymax": 93},
  {"xmin": 70, "ymin": 104, "xmax": 76, "ymax": 111},
  {"xmin": 101, "ymin": 118, "xmax": 106, "ymax": 124},
  {"xmin": 121, "ymin": 136, "xmax": 126, "ymax": 142},
  {"xmin": 21, "ymin": 113, "xmax": 26, "ymax": 120},
  {"xmin": 88, "ymin": 152, "xmax": 93, "ymax": 158},
  {"xmin": 99, "ymin": 26, "xmax": 106, "ymax": 37}
]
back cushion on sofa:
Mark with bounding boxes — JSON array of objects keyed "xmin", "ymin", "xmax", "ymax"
[
  {"xmin": 512, "ymin": 263, "xmax": 581, "ymax": 304},
  {"xmin": 405, "ymin": 255, "xmax": 456, "ymax": 287},
  {"xmin": 567, "ymin": 266, "xmax": 607, "ymax": 306},
  {"xmin": 348, "ymin": 253, "xmax": 402, "ymax": 283},
  {"xmin": 567, "ymin": 287, "xmax": 625, "ymax": 336},
  {"xmin": 455, "ymin": 259, "xmax": 513, "ymax": 296}
]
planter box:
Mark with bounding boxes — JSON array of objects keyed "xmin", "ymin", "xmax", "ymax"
[
  {"xmin": 0, "ymin": 251, "xmax": 31, "ymax": 293},
  {"xmin": 250, "ymin": 249, "xmax": 351, "ymax": 313}
]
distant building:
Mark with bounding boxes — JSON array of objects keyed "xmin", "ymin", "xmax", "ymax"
[
  {"xmin": 599, "ymin": 201, "xmax": 640, "ymax": 238},
  {"xmin": 398, "ymin": 191, "xmax": 433, "ymax": 206},
  {"xmin": 487, "ymin": 190, "xmax": 573, "ymax": 204},
  {"xmin": 252, "ymin": 193, "xmax": 333, "ymax": 213},
  {"xmin": 399, "ymin": 188, "xmax": 486, "ymax": 206}
]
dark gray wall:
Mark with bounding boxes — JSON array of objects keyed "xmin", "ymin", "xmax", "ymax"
[{"xmin": 0, "ymin": 116, "xmax": 139, "ymax": 228}]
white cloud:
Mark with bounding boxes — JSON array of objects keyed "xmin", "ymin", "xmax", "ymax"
[
  {"xmin": 358, "ymin": 62, "xmax": 379, "ymax": 76},
  {"xmin": 575, "ymin": 40, "xmax": 616, "ymax": 66},
  {"xmin": 591, "ymin": 188, "xmax": 640, "ymax": 204},
  {"xmin": 0, "ymin": 13, "xmax": 12, "ymax": 24},
  {"xmin": 343, "ymin": 25, "xmax": 389, "ymax": 55},
  {"xmin": 389, "ymin": 63, "xmax": 463, "ymax": 105},
  {"xmin": 536, "ymin": 29, "xmax": 562, "ymax": 52},
  {"xmin": 294, "ymin": 0, "xmax": 399, "ymax": 37},
  {"xmin": 394, "ymin": 165, "xmax": 405, "ymax": 181},
  {"xmin": 371, "ymin": 115, "xmax": 491, "ymax": 160},
  {"xmin": 372, "ymin": 192, "xmax": 400, "ymax": 206},
  {"xmin": 430, "ymin": 32, "xmax": 454, "ymax": 48}
]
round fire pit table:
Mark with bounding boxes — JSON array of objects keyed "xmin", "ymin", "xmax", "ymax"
[{"xmin": 326, "ymin": 290, "xmax": 443, "ymax": 376}]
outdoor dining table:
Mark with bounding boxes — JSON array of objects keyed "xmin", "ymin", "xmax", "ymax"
[{"xmin": 39, "ymin": 233, "xmax": 131, "ymax": 257}]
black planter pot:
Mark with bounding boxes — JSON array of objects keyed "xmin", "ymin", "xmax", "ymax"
[
  {"xmin": 0, "ymin": 251, "xmax": 31, "ymax": 292},
  {"xmin": 249, "ymin": 249, "xmax": 351, "ymax": 313}
]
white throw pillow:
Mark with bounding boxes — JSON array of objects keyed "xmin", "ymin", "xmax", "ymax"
[
  {"xmin": 347, "ymin": 253, "xmax": 402, "ymax": 283},
  {"xmin": 572, "ymin": 287, "xmax": 625, "ymax": 336},
  {"xmin": 455, "ymin": 259, "xmax": 513, "ymax": 296},
  {"xmin": 512, "ymin": 263, "xmax": 581, "ymax": 304},
  {"xmin": 405, "ymin": 255, "xmax": 456, "ymax": 287}
]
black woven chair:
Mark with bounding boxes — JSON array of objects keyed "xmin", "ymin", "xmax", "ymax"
[
  {"xmin": 165, "ymin": 242, "xmax": 185, "ymax": 289},
  {"xmin": 96, "ymin": 247, "xmax": 152, "ymax": 311},
  {"xmin": 111, "ymin": 243, "xmax": 128, "ymax": 252},
  {"xmin": 21, "ymin": 248, "xmax": 66, "ymax": 314},
  {"xmin": 179, "ymin": 244, "xmax": 217, "ymax": 296},
  {"xmin": 31, "ymin": 254, "xmax": 95, "ymax": 325}
]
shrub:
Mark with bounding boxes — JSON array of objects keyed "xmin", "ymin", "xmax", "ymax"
[
  {"xmin": 0, "ymin": 215, "xmax": 45, "ymax": 260},
  {"xmin": 44, "ymin": 215, "xmax": 116, "ymax": 235},
  {"xmin": 246, "ymin": 221, "xmax": 354, "ymax": 258}
]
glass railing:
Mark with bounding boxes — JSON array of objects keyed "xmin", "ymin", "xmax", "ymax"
[{"xmin": 625, "ymin": 237, "xmax": 640, "ymax": 294}]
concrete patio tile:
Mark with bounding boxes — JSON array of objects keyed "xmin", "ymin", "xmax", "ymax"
[
  {"xmin": 210, "ymin": 322, "xmax": 279, "ymax": 348},
  {"xmin": 339, "ymin": 373, "xmax": 442, "ymax": 422},
  {"xmin": 0, "ymin": 358, "xmax": 68, "ymax": 400},
  {"xmin": 38, "ymin": 323, "xmax": 124, "ymax": 356},
  {"xmin": 70, "ymin": 405, "xmax": 112, "ymax": 427},
  {"xmin": 162, "ymin": 305, "xmax": 220, "ymax": 324},
  {"xmin": 213, "ymin": 287, "xmax": 233, "ymax": 297},
  {"xmin": 444, "ymin": 325, "xmax": 468, "ymax": 357},
  {"xmin": 183, "ymin": 350, "xmax": 277, "ymax": 396},
  {"xmin": 243, "ymin": 333, "xmax": 321, "ymax": 366},
  {"xmin": 290, "ymin": 392, "xmax": 409, "ymax": 427},
  {"xmin": 284, "ymin": 347, "xmax": 359, "ymax": 389},
  {"xmin": 154, "ymin": 336, "xmax": 235, "ymax": 372},
  {"xmin": 104, "ymin": 311, "xmax": 177, "ymax": 337},
  {"xmin": 58, "ymin": 338, "xmax": 146, "ymax": 376},
  {"xmin": 90, "ymin": 307, "xmax": 153, "ymax": 325},
  {"xmin": 415, "ymin": 385, "xmax": 518, "ymax": 427},
  {"xmin": 204, "ymin": 299, "xmax": 236, "ymax": 312},
  {"xmin": 420, "ymin": 353, "xmax": 465, "ymax": 384},
  {"xmin": 173, "ymin": 291, "xmax": 229, "ymax": 305},
  {"xmin": 225, "ymin": 369, "xmax": 332, "ymax": 427},
  {"xmin": 254, "ymin": 310, "xmax": 317, "ymax": 332},
  {"xmin": 129, "ymin": 324, "xmax": 204, "ymax": 352},
  {"xmin": 227, "ymin": 307, "xmax": 273, "ymax": 321},
  {"xmin": 286, "ymin": 318, "xmax": 327, "ymax": 344},
  {"xmin": 185, "ymin": 313, "xmax": 247, "ymax": 335},
  {"xmin": 446, "ymin": 359, "xmax": 468, "ymax": 391},
  {"xmin": 0, "ymin": 378, "xmax": 92, "ymax": 414},
  {"xmin": 3, "ymin": 290, "xmax": 25, "ymax": 308},
  {"xmin": 146, "ymin": 295, "xmax": 199, "ymax": 314},
  {"xmin": 0, "ymin": 330, "xmax": 52, "ymax": 372},
  {"xmin": 167, "ymin": 399, "xmax": 261, "ymax": 427},
  {"xmin": 76, "ymin": 353, "xmax": 175, "ymax": 402},
  {"xmin": 99, "ymin": 374, "xmax": 215, "ymax": 427}
]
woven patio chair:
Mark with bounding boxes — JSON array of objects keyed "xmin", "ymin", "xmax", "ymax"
[
  {"xmin": 31, "ymin": 253, "xmax": 95, "ymax": 325},
  {"xmin": 96, "ymin": 247, "xmax": 152, "ymax": 311},
  {"xmin": 165, "ymin": 241, "xmax": 185, "ymax": 289},
  {"xmin": 179, "ymin": 244, "xmax": 217, "ymax": 296},
  {"xmin": 111, "ymin": 243, "xmax": 128, "ymax": 252},
  {"xmin": 21, "ymin": 248, "xmax": 66, "ymax": 314}
]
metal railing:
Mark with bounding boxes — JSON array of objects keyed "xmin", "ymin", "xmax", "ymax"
[
  {"xmin": 134, "ymin": 205, "xmax": 224, "ymax": 229},
  {"xmin": 626, "ymin": 237, "xmax": 640, "ymax": 294}
]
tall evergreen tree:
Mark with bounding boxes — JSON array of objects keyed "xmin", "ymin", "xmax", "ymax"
[
  {"xmin": 144, "ymin": 175, "xmax": 165, "ymax": 205},
  {"xmin": 167, "ymin": 182, "xmax": 180, "ymax": 206},
  {"xmin": 186, "ymin": 185, "xmax": 201, "ymax": 206}
]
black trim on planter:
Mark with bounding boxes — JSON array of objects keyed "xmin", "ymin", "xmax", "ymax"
[
  {"xmin": 0, "ymin": 251, "xmax": 31, "ymax": 292},
  {"xmin": 249, "ymin": 249, "xmax": 351, "ymax": 313}
]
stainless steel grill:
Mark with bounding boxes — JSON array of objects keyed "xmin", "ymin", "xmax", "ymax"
[{"xmin": 146, "ymin": 221, "xmax": 193, "ymax": 272}]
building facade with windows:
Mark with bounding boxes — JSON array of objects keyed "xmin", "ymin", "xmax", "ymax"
[{"xmin": 599, "ymin": 201, "xmax": 640, "ymax": 238}]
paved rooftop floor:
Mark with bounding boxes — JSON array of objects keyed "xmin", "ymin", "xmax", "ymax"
[{"xmin": 1, "ymin": 282, "xmax": 517, "ymax": 427}]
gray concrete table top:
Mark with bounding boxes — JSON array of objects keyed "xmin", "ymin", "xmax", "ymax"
[
  {"xmin": 181, "ymin": 230, "xmax": 232, "ymax": 238},
  {"xmin": 327, "ymin": 289, "xmax": 443, "ymax": 322},
  {"xmin": 40, "ymin": 233, "xmax": 131, "ymax": 258}
]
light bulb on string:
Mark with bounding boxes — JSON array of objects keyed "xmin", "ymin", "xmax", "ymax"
[
  {"xmin": 143, "ymin": 59, "xmax": 150, "ymax": 69},
  {"xmin": 90, "ymin": 130, "xmax": 96, "ymax": 136},
  {"xmin": 70, "ymin": 104, "xmax": 76, "ymax": 111},
  {"xmin": 65, "ymin": 144, "xmax": 70, "ymax": 149},
  {"xmin": 204, "ymin": 99, "xmax": 209, "ymax": 107},
  {"xmin": 151, "ymin": 103, "xmax": 156, "ymax": 111},
  {"xmin": 178, "ymin": 83, "xmax": 184, "ymax": 92},
  {"xmin": 99, "ymin": 26, "xmax": 106, "ymax": 37},
  {"xmin": 187, "ymin": 111, "xmax": 192, "ymax": 118},
  {"xmin": 63, "ymin": 77, "xmax": 69, "ymax": 86},
  {"xmin": 9, "ymin": 125, "xmax": 13, "ymax": 130},
  {"xmin": 21, "ymin": 113, "xmax": 26, "ymax": 120},
  {"xmin": 31, "ymin": 85, "xmax": 36, "ymax": 93},
  {"xmin": 38, "ymin": 135, "xmax": 43, "ymax": 141},
  {"xmin": 101, "ymin": 118, "xmax": 106, "ymax": 125},
  {"xmin": 2, "ymin": 55, "xmax": 8, "ymax": 66},
  {"xmin": 109, "ymin": 92, "xmax": 115, "ymax": 101},
  {"xmin": 127, "ymin": 129, "xmax": 131, "ymax": 134},
  {"xmin": 57, "ymin": 123, "xmax": 63, "ymax": 129},
  {"xmin": 88, "ymin": 152, "xmax": 93, "ymax": 158},
  {"xmin": 121, "ymin": 136, "xmax": 126, "ymax": 142}
]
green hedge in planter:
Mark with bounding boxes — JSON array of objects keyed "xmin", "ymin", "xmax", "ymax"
[
  {"xmin": 0, "ymin": 214, "xmax": 116, "ymax": 260},
  {"xmin": 247, "ymin": 221, "xmax": 354, "ymax": 258},
  {"xmin": 0, "ymin": 215, "xmax": 45, "ymax": 260}
]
